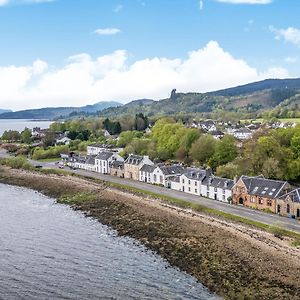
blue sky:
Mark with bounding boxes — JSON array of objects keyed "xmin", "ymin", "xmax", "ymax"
[{"xmin": 0, "ymin": 0, "xmax": 299, "ymax": 110}]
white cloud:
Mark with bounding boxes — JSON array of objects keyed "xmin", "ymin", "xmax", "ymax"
[
  {"xmin": 114, "ymin": 4, "xmax": 123, "ymax": 13},
  {"xmin": 94, "ymin": 28, "xmax": 121, "ymax": 36},
  {"xmin": 0, "ymin": 41, "xmax": 290, "ymax": 110},
  {"xmin": 199, "ymin": 0, "xmax": 204, "ymax": 10},
  {"xmin": 0, "ymin": 0, "xmax": 54, "ymax": 6},
  {"xmin": 269, "ymin": 26, "xmax": 300, "ymax": 47},
  {"xmin": 217, "ymin": 0, "xmax": 271, "ymax": 4},
  {"xmin": 285, "ymin": 57, "xmax": 298, "ymax": 63}
]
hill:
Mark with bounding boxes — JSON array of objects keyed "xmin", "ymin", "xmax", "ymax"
[
  {"xmin": 98, "ymin": 78, "xmax": 300, "ymax": 118},
  {"xmin": 0, "ymin": 101, "xmax": 122, "ymax": 120},
  {"xmin": 0, "ymin": 109, "xmax": 12, "ymax": 114}
]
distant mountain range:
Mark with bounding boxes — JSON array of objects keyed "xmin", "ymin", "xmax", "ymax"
[
  {"xmin": 98, "ymin": 78, "xmax": 300, "ymax": 118},
  {"xmin": 0, "ymin": 109, "xmax": 12, "ymax": 114},
  {"xmin": 0, "ymin": 101, "xmax": 122, "ymax": 120},
  {"xmin": 1, "ymin": 78, "xmax": 300, "ymax": 120}
]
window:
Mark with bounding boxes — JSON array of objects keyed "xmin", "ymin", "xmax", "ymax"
[
  {"xmin": 154, "ymin": 174, "xmax": 157, "ymax": 182},
  {"xmin": 223, "ymin": 195, "xmax": 225, "ymax": 201},
  {"xmin": 267, "ymin": 199, "xmax": 272, "ymax": 207},
  {"xmin": 160, "ymin": 175, "xmax": 163, "ymax": 183},
  {"xmin": 188, "ymin": 187, "xmax": 191, "ymax": 192},
  {"xmin": 223, "ymin": 189, "xmax": 225, "ymax": 194},
  {"xmin": 188, "ymin": 180, "xmax": 191, "ymax": 185},
  {"xmin": 287, "ymin": 204, "xmax": 290, "ymax": 214},
  {"xmin": 250, "ymin": 196, "xmax": 256, "ymax": 203},
  {"xmin": 195, "ymin": 181, "xmax": 197, "ymax": 186},
  {"xmin": 195, "ymin": 189, "xmax": 197, "ymax": 193},
  {"xmin": 182, "ymin": 179, "xmax": 185, "ymax": 184},
  {"xmin": 259, "ymin": 198, "xmax": 264, "ymax": 205},
  {"xmin": 214, "ymin": 187, "xmax": 217, "ymax": 192}
]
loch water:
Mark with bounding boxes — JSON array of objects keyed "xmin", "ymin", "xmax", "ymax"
[{"xmin": 0, "ymin": 183, "xmax": 218, "ymax": 300}]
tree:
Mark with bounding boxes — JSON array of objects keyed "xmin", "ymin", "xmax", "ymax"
[
  {"xmin": 134, "ymin": 113, "xmax": 149, "ymax": 131},
  {"xmin": 42, "ymin": 132, "xmax": 56, "ymax": 147},
  {"xmin": 216, "ymin": 162, "xmax": 241, "ymax": 179},
  {"xmin": 209, "ymin": 135, "xmax": 237, "ymax": 169},
  {"xmin": 1, "ymin": 130, "xmax": 21, "ymax": 142},
  {"xmin": 189, "ymin": 135, "xmax": 217, "ymax": 165},
  {"xmin": 21, "ymin": 128, "xmax": 32, "ymax": 144}
]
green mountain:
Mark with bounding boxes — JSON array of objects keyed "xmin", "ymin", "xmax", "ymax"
[
  {"xmin": 0, "ymin": 101, "xmax": 122, "ymax": 120},
  {"xmin": 98, "ymin": 78, "xmax": 300, "ymax": 118}
]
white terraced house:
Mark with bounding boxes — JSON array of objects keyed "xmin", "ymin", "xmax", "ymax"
[
  {"xmin": 95, "ymin": 151, "xmax": 124, "ymax": 174},
  {"xmin": 153, "ymin": 165, "xmax": 184, "ymax": 187},
  {"xmin": 179, "ymin": 168, "xmax": 207, "ymax": 196},
  {"xmin": 139, "ymin": 164, "xmax": 156, "ymax": 183},
  {"xmin": 201, "ymin": 175, "xmax": 234, "ymax": 202}
]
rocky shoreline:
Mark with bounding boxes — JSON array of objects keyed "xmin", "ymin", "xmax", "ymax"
[{"xmin": 0, "ymin": 166, "xmax": 300, "ymax": 300}]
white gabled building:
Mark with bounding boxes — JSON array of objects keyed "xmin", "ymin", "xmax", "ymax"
[
  {"xmin": 55, "ymin": 136, "xmax": 71, "ymax": 145},
  {"xmin": 232, "ymin": 127, "xmax": 252, "ymax": 140},
  {"xmin": 95, "ymin": 151, "xmax": 124, "ymax": 174},
  {"xmin": 201, "ymin": 175, "xmax": 234, "ymax": 202},
  {"xmin": 87, "ymin": 144, "xmax": 114, "ymax": 156},
  {"xmin": 199, "ymin": 120, "xmax": 217, "ymax": 132},
  {"xmin": 153, "ymin": 165, "xmax": 185, "ymax": 187},
  {"xmin": 139, "ymin": 164, "xmax": 156, "ymax": 183},
  {"xmin": 179, "ymin": 168, "xmax": 207, "ymax": 196}
]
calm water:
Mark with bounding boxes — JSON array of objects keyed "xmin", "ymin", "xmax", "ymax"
[
  {"xmin": 0, "ymin": 184, "xmax": 218, "ymax": 300},
  {"xmin": 0, "ymin": 119, "xmax": 52, "ymax": 136}
]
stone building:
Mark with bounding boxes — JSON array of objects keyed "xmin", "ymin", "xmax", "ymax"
[{"xmin": 232, "ymin": 175, "xmax": 291, "ymax": 213}]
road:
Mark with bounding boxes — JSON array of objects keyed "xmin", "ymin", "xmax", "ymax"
[{"xmin": 1, "ymin": 149, "xmax": 300, "ymax": 233}]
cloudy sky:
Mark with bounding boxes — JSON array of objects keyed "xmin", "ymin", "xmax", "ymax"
[{"xmin": 0, "ymin": 0, "xmax": 299, "ymax": 110}]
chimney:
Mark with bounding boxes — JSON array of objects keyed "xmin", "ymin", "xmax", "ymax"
[{"xmin": 234, "ymin": 175, "xmax": 238, "ymax": 184}]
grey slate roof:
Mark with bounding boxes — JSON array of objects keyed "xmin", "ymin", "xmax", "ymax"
[
  {"xmin": 203, "ymin": 176, "xmax": 234, "ymax": 189},
  {"xmin": 96, "ymin": 151, "xmax": 114, "ymax": 160},
  {"xmin": 169, "ymin": 175, "xmax": 180, "ymax": 183},
  {"xmin": 210, "ymin": 130, "xmax": 225, "ymax": 136},
  {"xmin": 125, "ymin": 154, "xmax": 144, "ymax": 165},
  {"xmin": 140, "ymin": 164, "xmax": 156, "ymax": 173},
  {"xmin": 86, "ymin": 155, "xmax": 96, "ymax": 165},
  {"xmin": 183, "ymin": 167, "xmax": 207, "ymax": 181},
  {"xmin": 235, "ymin": 127, "xmax": 252, "ymax": 134},
  {"xmin": 88, "ymin": 143, "xmax": 113, "ymax": 149},
  {"xmin": 278, "ymin": 188, "xmax": 300, "ymax": 203},
  {"xmin": 239, "ymin": 175, "xmax": 288, "ymax": 198},
  {"xmin": 110, "ymin": 160, "xmax": 124, "ymax": 169},
  {"xmin": 159, "ymin": 165, "xmax": 184, "ymax": 176}
]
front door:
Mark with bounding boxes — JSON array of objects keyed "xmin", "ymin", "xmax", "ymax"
[
  {"xmin": 239, "ymin": 197, "xmax": 244, "ymax": 205},
  {"xmin": 297, "ymin": 208, "xmax": 300, "ymax": 218}
]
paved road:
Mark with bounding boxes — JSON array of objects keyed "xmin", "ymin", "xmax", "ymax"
[{"xmin": 1, "ymin": 149, "xmax": 300, "ymax": 233}]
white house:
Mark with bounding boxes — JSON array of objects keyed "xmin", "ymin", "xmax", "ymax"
[
  {"xmin": 139, "ymin": 164, "xmax": 156, "ymax": 183},
  {"xmin": 232, "ymin": 128, "xmax": 252, "ymax": 140},
  {"xmin": 95, "ymin": 151, "xmax": 124, "ymax": 174},
  {"xmin": 153, "ymin": 165, "xmax": 184, "ymax": 187},
  {"xmin": 84, "ymin": 156, "xmax": 97, "ymax": 172},
  {"xmin": 87, "ymin": 144, "xmax": 113, "ymax": 156},
  {"xmin": 201, "ymin": 175, "xmax": 234, "ymax": 202},
  {"xmin": 199, "ymin": 120, "xmax": 217, "ymax": 132},
  {"xmin": 55, "ymin": 136, "xmax": 71, "ymax": 145},
  {"xmin": 169, "ymin": 176, "xmax": 181, "ymax": 191},
  {"xmin": 178, "ymin": 168, "xmax": 207, "ymax": 196}
]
